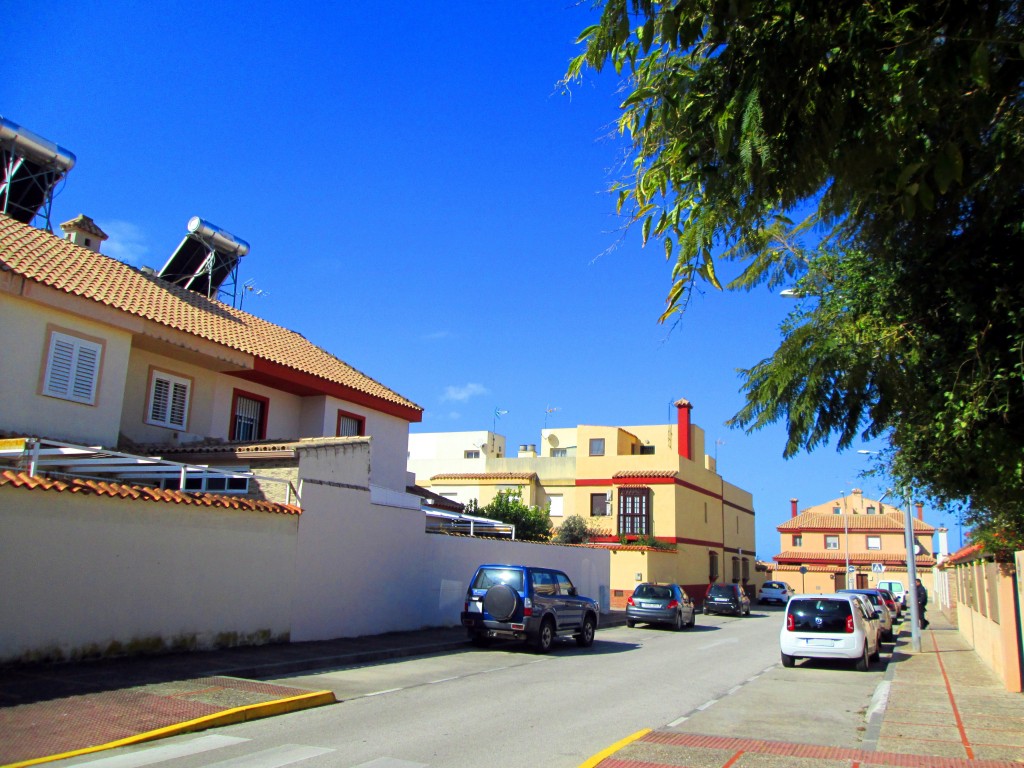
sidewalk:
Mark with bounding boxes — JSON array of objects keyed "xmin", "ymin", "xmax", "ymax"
[{"xmin": 587, "ymin": 611, "xmax": 1024, "ymax": 768}]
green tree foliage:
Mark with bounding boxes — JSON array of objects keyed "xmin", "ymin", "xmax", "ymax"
[
  {"xmin": 570, "ymin": 1, "xmax": 1024, "ymax": 552},
  {"xmin": 553, "ymin": 514, "xmax": 602, "ymax": 544},
  {"xmin": 472, "ymin": 489, "xmax": 553, "ymax": 542}
]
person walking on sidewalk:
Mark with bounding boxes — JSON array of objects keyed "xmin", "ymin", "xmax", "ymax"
[{"xmin": 915, "ymin": 578, "xmax": 929, "ymax": 629}]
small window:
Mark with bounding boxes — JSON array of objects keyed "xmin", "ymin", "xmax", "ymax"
[
  {"xmin": 336, "ymin": 409, "xmax": 365, "ymax": 437},
  {"xmin": 793, "ymin": 534, "xmax": 803, "ymax": 547},
  {"xmin": 708, "ymin": 551, "xmax": 719, "ymax": 582},
  {"xmin": 231, "ymin": 390, "xmax": 268, "ymax": 441},
  {"xmin": 183, "ymin": 468, "xmax": 249, "ymax": 494},
  {"xmin": 639, "ymin": 444, "xmax": 655, "ymax": 455},
  {"xmin": 590, "ymin": 492, "xmax": 609, "ymax": 516},
  {"xmin": 866, "ymin": 535, "xmax": 882, "ymax": 550},
  {"xmin": 551, "ymin": 448, "xmax": 567, "ymax": 458},
  {"xmin": 589, "ymin": 438, "xmax": 605, "ymax": 456},
  {"xmin": 825, "ymin": 535, "xmax": 840, "ymax": 550},
  {"xmin": 463, "ymin": 450, "xmax": 480, "ymax": 459},
  {"xmin": 548, "ymin": 494, "xmax": 564, "ymax": 517},
  {"xmin": 833, "ymin": 506, "xmax": 841, "ymax": 514},
  {"xmin": 866, "ymin": 506, "xmax": 876, "ymax": 515},
  {"xmin": 42, "ymin": 330, "xmax": 102, "ymax": 405},
  {"xmin": 147, "ymin": 370, "xmax": 191, "ymax": 430},
  {"xmin": 84, "ymin": 237, "xmax": 92, "ymax": 247}
]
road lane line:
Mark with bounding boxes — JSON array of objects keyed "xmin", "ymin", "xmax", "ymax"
[
  {"xmin": 203, "ymin": 744, "xmax": 334, "ymax": 768},
  {"xmin": 696, "ymin": 699, "xmax": 718, "ymax": 711},
  {"xmin": 363, "ymin": 688, "xmax": 402, "ymax": 697},
  {"xmin": 698, "ymin": 638, "xmax": 739, "ymax": 650},
  {"xmin": 667, "ymin": 715, "xmax": 689, "ymax": 727},
  {"xmin": 428, "ymin": 676, "xmax": 459, "ymax": 684},
  {"xmin": 45, "ymin": 736, "xmax": 250, "ymax": 767}
]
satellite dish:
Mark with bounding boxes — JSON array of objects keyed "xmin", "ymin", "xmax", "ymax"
[
  {"xmin": 913, "ymin": 544, "xmax": 922, "ymax": 554},
  {"xmin": 547, "ymin": 434, "xmax": 559, "ymax": 447}
]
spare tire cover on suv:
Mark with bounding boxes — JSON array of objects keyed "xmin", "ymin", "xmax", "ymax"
[{"xmin": 484, "ymin": 583, "xmax": 519, "ymax": 621}]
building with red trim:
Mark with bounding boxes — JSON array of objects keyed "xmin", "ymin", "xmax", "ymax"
[
  {"xmin": 772, "ymin": 489, "xmax": 936, "ymax": 594},
  {"xmin": 409, "ymin": 400, "xmax": 758, "ymax": 607}
]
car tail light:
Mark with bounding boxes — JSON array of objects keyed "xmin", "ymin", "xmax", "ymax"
[
  {"xmin": 786, "ymin": 612, "xmax": 794, "ymax": 631},
  {"xmin": 627, "ymin": 596, "xmax": 635, "ymax": 606},
  {"xmin": 523, "ymin": 596, "xmax": 532, "ymax": 617},
  {"xmin": 846, "ymin": 615, "xmax": 855, "ymax": 633},
  {"xmin": 666, "ymin": 599, "xmax": 679, "ymax": 609}
]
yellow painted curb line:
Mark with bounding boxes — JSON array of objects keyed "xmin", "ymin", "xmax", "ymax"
[
  {"xmin": 578, "ymin": 727, "xmax": 651, "ymax": 768},
  {"xmin": 2, "ymin": 690, "xmax": 336, "ymax": 768}
]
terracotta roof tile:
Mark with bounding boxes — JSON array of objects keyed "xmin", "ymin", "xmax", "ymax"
[
  {"xmin": 429, "ymin": 472, "xmax": 538, "ymax": 481},
  {"xmin": 774, "ymin": 550, "xmax": 936, "ymax": 567},
  {"xmin": 778, "ymin": 511, "xmax": 934, "ymax": 533},
  {"xmin": 1, "ymin": 215, "xmax": 420, "ymax": 415},
  {"xmin": 770, "ymin": 563, "xmax": 845, "ymax": 573},
  {"xmin": 943, "ymin": 542, "xmax": 986, "ymax": 566},
  {"xmin": 612, "ymin": 470, "xmax": 678, "ymax": 479},
  {"xmin": 0, "ymin": 469, "xmax": 301, "ymax": 515}
]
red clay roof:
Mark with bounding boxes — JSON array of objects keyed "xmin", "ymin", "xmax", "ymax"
[
  {"xmin": 612, "ymin": 470, "xmax": 678, "ymax": 479},
  {"xmin": 430, "ymin": 472, "xmax": 538, "ymax": 482},
  {"xmin": 0, "ymin": 469, "xmax": 301, "ymax": 515},
  {"xmin": 774, "ymin": 550, "xmax": 936, "ymax": 567},
  {"xmin": 943, "ymin": 542, "xmax": 986, "ymax": 566},
  {"xmin": 1, "ymin": 215, "xmax": 421, "ymax": 418},
  {"xmin": 60, "ymin": 214, "xmax": 108, "ymax": 240},
  {"xmin": 778, "ymin": 511, "xmax": 934, "ymax": 534},
  {"xmin": 770, "ymin": 563, "xmax": 845, "ymax": 573}
]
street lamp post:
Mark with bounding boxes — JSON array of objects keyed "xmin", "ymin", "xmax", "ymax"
[{"xmin": 858, "ymin": 451, "xmax": 922, "ymax": 653}]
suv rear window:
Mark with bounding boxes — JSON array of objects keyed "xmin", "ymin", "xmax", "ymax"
[
  {"xmin": 472, "ymin": 567, "xmax": 524, "ymax": 591},
  {"xmin": 635, "ymin": 585, "xmax": 672, "ymax": 600},
  {"xmin": 788, "ymin": 598, "xmax": 852, "ymax": 633},
  {"xmin": 709, "ymin": 585, "xmax": 735, "ymax": 597}
]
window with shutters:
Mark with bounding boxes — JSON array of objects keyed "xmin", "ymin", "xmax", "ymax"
[
  {"xmin": 146, "ymin": 370, "xmax": 191, "ymax": 430},
  {"xmin": 336, "ymin": 409, "xmax": 365, "ymax": 437},
  {"xmin": 618, "ymin": 487, "xmax": 651, "ymax": 536},
  {"xmin": 42, "ymin": 330, "xmax": 103, "ymax": 405},
  {"xmin": 230, "ymin": 390, "xmax": 268, "ymax": 441}
]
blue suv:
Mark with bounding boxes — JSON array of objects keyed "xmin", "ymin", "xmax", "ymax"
[{"xmin": 461, "ymin": 564, "xmax": 600, "ymax": 652}]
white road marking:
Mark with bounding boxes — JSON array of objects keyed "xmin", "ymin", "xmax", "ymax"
[
  {"xmin": 204, "ymin": 745, "xmax": 334, "ymax": 768},
  {"xmin": 727, "ymin": 685, "xmax": 742, "ymax": 695},
  {"xmin": 746, "ymin": 674, "xmax": 761, "ymax": 682},
  {"xmin": 698, "ymin": 638, "xmax": 739, "ymax": 650},
  {"xmin": 667, "ymin": 715, "xmax": 690, "ymax": 727},
  {"xmin": 428, "ymin": 676, "xmax": 459, "ymax": 684},
  {"xmin": 363, "ymin": 688, "xmax": 403, "ymax": 697},
  {"xmin": 59, "ymin": 735, "xmax": 249, "ymax": 766},
  {"xmin": 696, "ymin": 699, "xmax": 718, "ymax": 711}
]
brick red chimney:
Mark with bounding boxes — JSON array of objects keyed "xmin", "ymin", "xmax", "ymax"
[
  {"xmin": 791, "ymin": 499, "xmax": 799, "ymax": 518},
  {"xmin": 916, "ymin": 503, "xmax": 923, "ymax": 521},
  {"xmin": 675, "ymin": 398, "xmax": 693, "ymax": 460}
]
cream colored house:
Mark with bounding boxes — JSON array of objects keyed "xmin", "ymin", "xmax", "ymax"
[
  {"xmin": 409, "ymin": 400, "xmax": 759, "ymax": 608},
  {"xmin": 772, "ymin": 490, "xmax": 936, "ymax": 594},
  {"xmin": 0, "ymin": 213, "xmax": 422, "ymax": 495}
]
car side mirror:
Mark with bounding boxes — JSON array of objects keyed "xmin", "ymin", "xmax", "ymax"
[{"xmin": 568, "ymin": 587, "xmax": 577, "ymax": 596}]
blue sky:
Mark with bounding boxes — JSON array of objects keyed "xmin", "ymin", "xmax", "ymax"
[{"xmin": 5, "ymin": 2, "xmax": 955, "ymax": 556}]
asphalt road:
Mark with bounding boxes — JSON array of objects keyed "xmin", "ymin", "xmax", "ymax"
[{"xmin": 49, "ymin": 606, "xmax": 890, "ymax": 768}]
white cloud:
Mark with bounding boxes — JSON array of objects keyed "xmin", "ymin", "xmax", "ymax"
[
  {"xmin": 102, "ymin": 220, "xmax": 150, "ymax": 265},
  {"xmin": 442, "ymin": 383, "xmax": 488, "ymax": 402}
]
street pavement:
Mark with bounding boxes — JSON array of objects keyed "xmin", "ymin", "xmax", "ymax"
[{"xmin": 1, "ymin": 610, "xmax": 1022, "ymax": 768}]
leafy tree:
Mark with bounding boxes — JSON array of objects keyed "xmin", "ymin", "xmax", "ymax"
[
  {"xmin": 569, "ymin": 1, "xmax": 1024, "ymax": 552},
  {"xmin": 471, "ymin": 489, "xmax": 552, "ymax": 542},
  {"xmin": 553, "ymin": 514, "xmax": 602, "ymax": 544}
]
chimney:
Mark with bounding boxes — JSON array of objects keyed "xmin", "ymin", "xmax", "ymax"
[
  {"xmin": 675, "ymin": 398, "xmax": 693, "ymax": 460},
  {"xmin": 937, "ymin": 527, "xmax": 949, "ymax": 559},
  {"xmin": 790, "ymin": 499, "xmax": 799, "ymax": 518},
  {"xmin": 916, "ymin": 503, "xmax": 923, "ymax": 521},
  {"xmin": 517, "ymin": 444, "xmax": 537, "ymax": 458},
  {"xmin": 60, "ymin": 214, "xmax": 107, "ymax": 253}
]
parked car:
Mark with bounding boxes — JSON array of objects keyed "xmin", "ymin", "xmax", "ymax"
[
  {"xmin": 626, "ymin": 583, "xmax": 696, "ymax": 630},
  {"xmin": 758, "ymin": 581, "xmax": 795, "ymax": 605},
  {"xmin": 460, "ymin": 564, "xmax": 600, "ymax": 653},
  {"xmin": 703, "ymin": 583, "xmax": 751, "ymax": 616},
  {"xmin": 839, "ymin": 589, "xmax": 895, "ymax": 641},
  {"xmin": 875, "ymin": 587, "xmax": 902, "ymax": 621},
  {"xmin": 780, "ymin": 593, "xmax": 881, "ymax": 671},
  {"xmin": 877, "ymin": 580, "xmax": 907, "ymax": 608}
]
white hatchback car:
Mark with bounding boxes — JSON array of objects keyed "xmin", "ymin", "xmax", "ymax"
[
  {"xmin": 758, "ymin": 581, "xmax": 795, "ymax": 604},
  {"xmin": 780, "ymin": 593, "xmax": 881, "ymax": 671}
]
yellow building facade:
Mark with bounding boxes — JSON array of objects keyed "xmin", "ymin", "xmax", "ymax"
[{"xmin": 409, "ymin": 400, "xmax": 759, "ymax": 607}]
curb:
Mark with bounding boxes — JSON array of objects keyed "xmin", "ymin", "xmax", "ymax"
[
  {"xmin": 1, "ymin": 690, "xmax": 336, "ymax": 768},
  {"xmin": 578, "ymin": 728, "xmax": 651, "ymax": 768}
]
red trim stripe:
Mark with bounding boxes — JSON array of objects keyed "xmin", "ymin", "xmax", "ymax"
[{"xmin": 931, "ymin": 630, "xmax": 975, "ymax": 759}]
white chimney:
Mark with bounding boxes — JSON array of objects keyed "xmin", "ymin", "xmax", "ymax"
[{"xmin": 60, "ymin": 214, "xmax": 107, "ymax": 253}]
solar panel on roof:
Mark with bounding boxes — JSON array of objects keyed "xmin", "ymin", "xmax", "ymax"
[
  {"xmin": 158, "ymin": 216, "xmax": 250, "ymax": 300},
  {"xmin": 0, "ymin": 116, "xmax": 76, "ymax": 230}
]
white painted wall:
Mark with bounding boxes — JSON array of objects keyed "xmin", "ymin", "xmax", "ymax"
[{"xmin": 0, "ymin": 486, "xmax": 298, "ymax": 663}]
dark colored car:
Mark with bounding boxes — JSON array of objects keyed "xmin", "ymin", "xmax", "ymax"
[
  {"xmin": 838, "ymin": 589, "xmax": 895, "ymax": 641},
  {"xmin": 460, "ymin": 564, "xmax": 600, "ymax": 653},
  {"xmin": 703, "ymin": 583, "xmax": 751, "ymax": 616},
  {"xmin": 626, "ymin": 583, "xmax": 696, "ymax": 630},
  {"xmin": 875, "ymin": 588, "xmax": 902, "ymax": 621}
]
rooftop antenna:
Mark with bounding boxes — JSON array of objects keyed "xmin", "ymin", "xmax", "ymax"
[
  {"xmin": 0, "ymin": 116, "xmax": 76, "ymax": 232},
  {"xmin": 158, "ymin": 216, "xmax": 249, "ymax": 304},
  {"xmin": 239, "ymin": 278, "xmax": 269, "ymax": 310}
]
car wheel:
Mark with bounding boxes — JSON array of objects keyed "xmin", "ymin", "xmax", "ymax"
[
  {"xmin": 703, "ymin": 607, "xmax": 709, "ymax": 615},
  {"xmin": 781, "ymin": 652, "xmax": 795, "ymax": 668},
  {"xmin": 673, "ymin": 611, "xmax": 683, "ymax": 631},
  {"xmin": 870, "ymin": 643, "xmax": 881, "ymax": 662},
  {"xmin": 688, "ymin": 612, "xmax": 696, "ymax": 628},
  {"xmin": 855, "ymin": 642, "xmax": 870, "ymax": 672},
  {"xmin": 576, "ymin": 614, "xmax": 596, "ymax": 647},
  {"xmin": 534, "ymin": 618, "xmax": 555, "ymax": 653},
  {"xmin": 626, "ymin": 619, "xmax": 636, "ymax": 628},
  {"xmin": 483, "ymin": 584, "xmax": 519, "ymax": 622}
]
